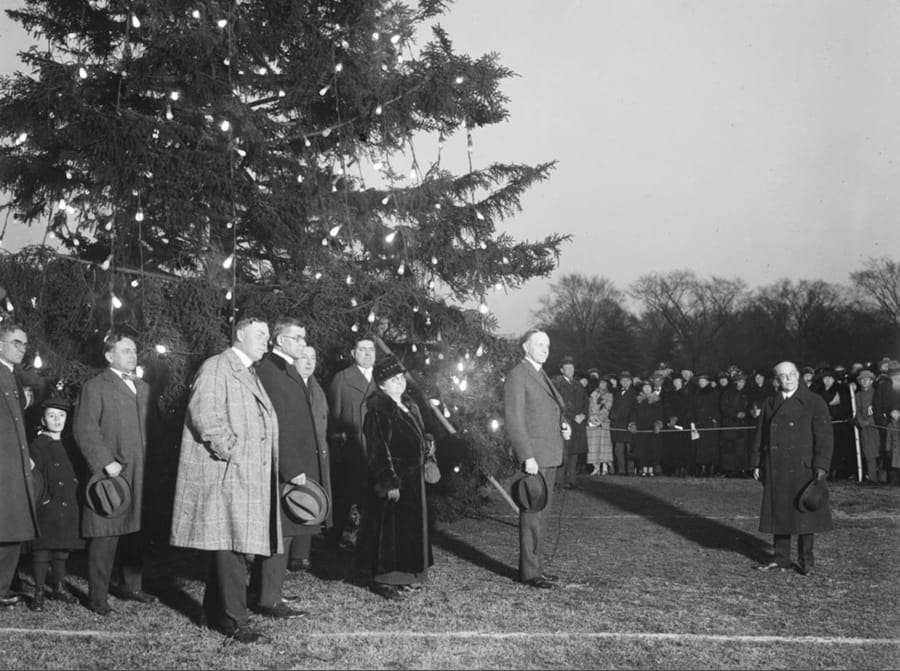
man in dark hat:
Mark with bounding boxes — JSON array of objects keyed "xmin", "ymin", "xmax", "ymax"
[
  {"xmin": 609, "ymin": 371, "xmax": 637, "ymax": 475},
  {"xmin": 504, "ymin": 328, "xmax": 570, "ymax": 589},
  {"xmin": 750, "ymin": 361, "xmax": 833, "ymax": 576},
  {"xmin": 73, "ymin": 333, "xmax": 158, "ymax": 615},
  {"xmin": 552, "ymin": 355, "xmax": 588, "ymax": 488},
  {"xmin": 0, "ymin": 323, "xmax": 38, "ymax": 609}
]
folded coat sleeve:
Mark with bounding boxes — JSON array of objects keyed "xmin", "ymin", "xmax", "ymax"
[{"xmin": 188, "ymin": 358, "xmax": 239, "ymax": 461}]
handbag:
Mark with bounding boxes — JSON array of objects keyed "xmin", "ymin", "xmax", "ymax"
[
  {"xmin": 424, "ymin": 455, "xmax": 441, "ymax": 484},
  {"xmin": 423, "ymin": 433, "xmax": 441, "ymax": 484}
]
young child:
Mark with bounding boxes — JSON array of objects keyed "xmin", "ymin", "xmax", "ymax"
[
  {"xmin": 888, "ymin": 407, "xmax": 900, "ymax": 486},
  {"xmin": 27, "ymin": 397, "xmax": 84, "ymax": 611}
]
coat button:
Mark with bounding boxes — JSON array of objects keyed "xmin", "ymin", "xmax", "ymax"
[
  {"xmin": 58, "ymin": 481, "xmax": 64, "ymax": 486},
  {"xmin": 61, "ymin": 502, "xmax": 67, "ymax": 507}
]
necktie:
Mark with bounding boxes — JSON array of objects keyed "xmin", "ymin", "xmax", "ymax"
[{"xmin": 122, "ymin": 373, "xmax": 134, "ymax": 382}]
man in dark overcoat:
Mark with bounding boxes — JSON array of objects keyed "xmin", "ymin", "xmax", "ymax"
[
  {"xmin": 73, "ymin": 333, "xmax": 157, "ymax": 615},
  {"xmin": 504, "ymin": 328, "xmax": 569, "ymax": 589},
  {"xmin": 0, "ymin": 323, "xmax": 38, "ymax": 608},
  {"xmin": 326, "ymin": 337, "xmax": 376, "ymax": 550},
  {"xmin": 750, "ymin": 361, "xmax": 833, "ymax": 576},
  {"xmin": 609, "ymin": 372, "xmax": 637, "ymax": 475},
  {"xmin": 254, "ymin": 321, "xmax": 329, "ymax": 618},
  {"xmin": 552, "ymin": 355, "xmax": 588, "ymax": 488}
]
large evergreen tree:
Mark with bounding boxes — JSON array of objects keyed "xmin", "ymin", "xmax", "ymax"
[{"xmin": 0, "ymin": 0, "xmax": 568, "ymax": 516}]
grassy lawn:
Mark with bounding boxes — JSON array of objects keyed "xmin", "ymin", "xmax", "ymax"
[{"xmin": 2, "ymin": 476, "xmax": 899, "ymax": 669}]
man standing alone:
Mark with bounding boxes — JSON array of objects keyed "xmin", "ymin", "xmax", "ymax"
[
  {"xmin": 750, "ymin": 361, "xmax": 833, "ymax": 576},
  {"xmin": 504, "ymin": 328, "xmax": 570, "ymax": 589}
]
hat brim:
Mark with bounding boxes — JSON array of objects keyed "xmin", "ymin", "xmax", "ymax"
[
  {"xmin": 796, "ymin": 478, "xmax": 829, "ymax": 513},
  {"xmin": 511, "ymin": 472, "xmax": 548, "ymax": 512},
  {"xmin": 282, "ymin": 479, "xmax": 331, "ymax": 525},
  {"xmin": 85, "ymin": 471, "xmax": 132, "ymax": 518}
]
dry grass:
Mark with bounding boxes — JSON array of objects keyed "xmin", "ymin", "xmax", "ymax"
[{"xmin": 2, "ymin": 476, "xmax": 898, "ymax": 670}]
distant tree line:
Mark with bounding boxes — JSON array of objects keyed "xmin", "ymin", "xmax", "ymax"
[{"xmin": 534, "ymin": 257, "xmax": 900, "ymax": 375}]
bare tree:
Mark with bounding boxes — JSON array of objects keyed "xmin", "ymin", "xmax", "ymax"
[
  {"xmin": 628, "ymin": 270, "xmax": 747, "ymax": 370},
  {"xmin": 750, "ymin": 279, "xmax": 845, "ymax": 363},
  {"xmin": 533, "ymin": 274, "xmax": 634, "ymax": 368},
  {"xmin": 850, "ymin": 257, "xmax": 900, "ymax": 325}
]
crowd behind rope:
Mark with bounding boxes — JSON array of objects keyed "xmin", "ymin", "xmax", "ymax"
[{"xmin": 550, "ymin": 357, "xmax": 900, "ymax": 486}]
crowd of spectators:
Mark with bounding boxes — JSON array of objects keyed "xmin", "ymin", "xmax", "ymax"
[{"xmin": 551, "ymin": 356, "xmax": 900, "ymax": 486}]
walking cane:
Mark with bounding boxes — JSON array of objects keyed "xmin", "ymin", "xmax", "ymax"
[
  {"xmin": 849, "ymin": 382, "xmax": 863, "ymax": 483},
  {"xmin": 371, "ymin": 335, "xmax": 520, "ymax": 513}
]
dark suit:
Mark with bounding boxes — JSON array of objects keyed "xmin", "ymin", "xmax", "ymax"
[
  {"xmin": 73, "ymin": 368, "xmax": 153, "ymax": 608},
  {"xmin": 0, "ymin": 363, "xmax": 38, "ymax": 597},
  {"xmin": 503, "ymin": 359, "xmax": 566, "ymax": 582},
  {"xmin": 326, "ymin": 364, "xmax": 375, "ymax": 546},
  {"xmin": 552, "ymin": 375, "xmax": 588, "ymax": 486},
  {"xmin": 750, "ymin": 386, "xmax": 833, "ymax": 570},
  {"xmin": 255, "ymin": 352, "xmax": 332, "ymax": 606},
  {"xmin": 609, "ymin": 387, "xmax": 637, "ymax": 474}
]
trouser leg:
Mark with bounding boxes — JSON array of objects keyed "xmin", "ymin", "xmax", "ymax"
[
  {"xmin": 772, "ymin": 534, "xmax": 792, "ymax": 567},
  {"xmin": 116, "ymin": 532, "xmax": 145, "ymax": 593},
  {"xmin": 87, "ymin": 535, "xmax": 119, "ymax": 606},
  {"xmin": 798, "ymin": 534, "xmax": 814, "ymax": 570},
  {"xmin": 204, "ymin": 550, "xmax": 251, "ymax": 632},
  {"xmin": 257, "ymin": 540, "xmax": 289, "ymax": 608},
  {"xmin": 518, "ymin": 466, "xmax": 557, "ymax": 582},
  {"xmin": 290, "ymin": 535, "xmax": 312, "ymax": 561}
]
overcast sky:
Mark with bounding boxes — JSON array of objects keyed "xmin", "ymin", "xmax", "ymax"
[{"xmin": 2, "ymin": 1, "xmax": 899, "ymax": 336}]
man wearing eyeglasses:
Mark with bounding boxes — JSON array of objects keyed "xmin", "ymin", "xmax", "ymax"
[
  {"xmin": 0, "ymin": 323, "xmax": 38, "ymax": 609},
  {"xmin": 252, "ymin": 319, "xmax": 321, "ymax": 619},
  {"xmin": 750, "ymin": 361, "xmax": 833, "ymax": 576}
]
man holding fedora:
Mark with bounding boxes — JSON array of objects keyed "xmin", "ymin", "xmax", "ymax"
[
  {"xmin": 170, "ymin": 317, "xmax": 280, "ymax": 643},
  {"xmin": 0, "ymin": 323, "xmax": 39, "ymax": 609},
  {"xmin": 73, "ymin": 333, "xmax": 157, "ymax": 615},
  {"xmin": 504, "ymin": 328, "xmax": 570, "ymax": 589},
  {"xmin": 750, "ymin": 361, "xmax": 833, "ymax": 576},
  {"xmin": 254, "ymin": 325, "xmax": 331, "ymax": 618}
]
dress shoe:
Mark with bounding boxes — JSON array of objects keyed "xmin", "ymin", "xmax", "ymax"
[
  {"xmin": 370, "ymin": 583, "xmax": 403, "ymax": 600},
  {"xmin": 220, "ymin": 624, "xmax": 265, "ymax": 644},
  {"xmin": 252, "ymin": 601, "xmax": 305, "ymax": 619},
  {"xmin": 797, "ymin": 565, "xmax": 815, "ymax": 577},
  {"xmin": 48, "ymin": 586, "xmax": 78, "ymax": 604},
  {"xmin": 755, "ymin": 561, "xmax": 790, "ymax": 572},
  {"xmin": 287, "ymin": 558, "xmax": 312, "ymax": 572},
  {"xmin": 89, "ymin": 601, "xmax": 114, "ymax": 616},
  {"xmin": 115, "ymin": 589, "xmax": 158, "ymax": 604},
  {"xmin": 521, "ymin": 577, "xmax": 555, "ymax": 589},
  {"xmin": 540, "ymin": 572, "xmax": 560, "ymax": 582},
  {"xmin": 0, "ymin": 594, "xmax": 21, "ymax": 608},
  {"xmin": 28, "ymin": 590, "xmax": 45, "ymax": 612}
]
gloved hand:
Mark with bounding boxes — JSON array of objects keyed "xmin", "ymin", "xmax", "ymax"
[{"xmin": 815, "ymin": 468, "xmax": 827, "ymax": 482}]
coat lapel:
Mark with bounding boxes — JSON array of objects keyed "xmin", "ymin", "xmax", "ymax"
[{"xmin": 227, "ymin": 350, "xmax": 272, "ymax": 411}]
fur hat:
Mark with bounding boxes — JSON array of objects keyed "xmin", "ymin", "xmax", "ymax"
[{"xmin": 373, "ymin": 355, "xmax": 407, "ymax": 386}]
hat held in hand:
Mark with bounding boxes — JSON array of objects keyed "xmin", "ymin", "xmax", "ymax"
[
  {"xmin": 85, "ymin": 471, "xmax": 132, "ymax": 518},
  {"xmin": 511, "ymin": 472, "xmax": 548, "ymax": 512},
  {"xmin": 282, "ymin": 479, "xmax": 330, "ymax": 525},
  {"xmin": 796, "ymin": 478, "xmax": 829, "ymax": 513}
]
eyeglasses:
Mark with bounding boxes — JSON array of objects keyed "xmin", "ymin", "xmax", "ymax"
[{"xmin": 280, "ymin": 334, "xmax": 307, "ymax": 343}]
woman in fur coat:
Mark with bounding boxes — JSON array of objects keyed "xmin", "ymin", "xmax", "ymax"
[{"xmin": 359, "ymin": 356, "xmax": 433, "ymax": 599}]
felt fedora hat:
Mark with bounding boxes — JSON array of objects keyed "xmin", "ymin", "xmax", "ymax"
[
  {"xmin": 85, "ymin": 471, "xmax": 132, "ymax": 518},
  {"xmin": 511, "ymin": 472, "xmax": 548, "ymax": 513},
  {"xmin": 796, "ymin": 478, "xmax": 829, "ymax": 513},
  {"xmin": 282, "ymin": 479, "xmax": 330, "ymax": 525}
]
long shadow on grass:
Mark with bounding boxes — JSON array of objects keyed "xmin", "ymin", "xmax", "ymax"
[
  {"xmin": 429, "ymin": 527, "xmax": 519, "ymax": 581},
  {"xmin": 579, "ymin": 478, "xmax": 768, "ymax": 562}
]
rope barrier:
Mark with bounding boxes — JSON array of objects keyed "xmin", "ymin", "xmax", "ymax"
[{"xmin": 610, "ymin": 418, "xmax": 900, "ymax": 435}]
